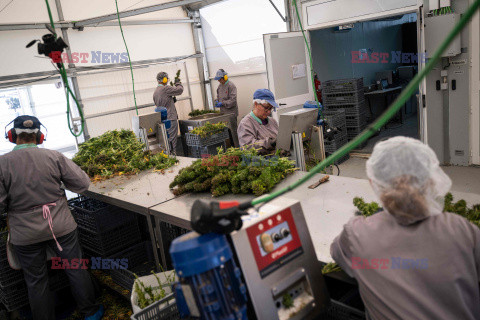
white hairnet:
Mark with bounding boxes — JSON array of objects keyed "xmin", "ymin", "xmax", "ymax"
[{"xmin": 366, "ymin": 136, "xmax": 452, "ymax": 223}]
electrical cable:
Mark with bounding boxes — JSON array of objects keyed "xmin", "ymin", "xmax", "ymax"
[
  {"xmin": 241, "ymin": 0, "xmax": 480, "ymax": 208},
  {"xmin": 115, "ymin": 0, "xmax": 139, "ymax": 115},
  {"xmin": 44, "ymin": 0, "xmax": 85, "ymax": 137},
  {"xmin": 334, "ymin": 164, "xmax": 340, "ymax": 176},
  {"xmin": 292, "ymin": 0, "xmax": 323, "ymax": 120}
]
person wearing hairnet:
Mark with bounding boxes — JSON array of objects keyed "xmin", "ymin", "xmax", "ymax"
[
  {"xmin": 330, "ymin": 137, "xmax": 480, "ymax": 320},
  {"xmin": 214, "ymin": 69, "xmax": 238, "ymax": 129},
  {"xmin": 153, "ymin": 71, "xmax": 183, "ymax": 154},
  {"xmin": 237, "ymin": 89, "xmax": 278, "ymax": 155}
]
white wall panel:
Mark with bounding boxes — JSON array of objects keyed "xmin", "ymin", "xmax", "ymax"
[
  {"xmin": 66, "ymin": 24, "xmax": 195, "ymax": 65},
  {"xmin": 304, "ymin": 0, "xmax": 418, "ymax": 28},
  {"xmin": 0, "ymin": 29, "xmax": 65, "ymax": 77},
  {"xmin": 60, "ymin": 0, "xmax": 186, "ymax": 21},
  {"xmin": 0, "ymin": 0, "xmax": 59, "ymax": 23}
]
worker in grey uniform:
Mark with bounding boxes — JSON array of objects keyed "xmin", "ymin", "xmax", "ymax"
[
  {"xmin": 331, "ymin": 137, "xmax": 480, "ymax": 320},
  {"xmin": 153, "ymin": 71, "xmax": 183, "ymax": 154},
  {"xmin": 0, "ymin": 116, "xmax": 103, "ymax": 320},
  {"xmin": 237, "ymin": 89, "xmax": 279, "ymax": 155},
  {"xmin": 214, "ymin": 69, "xmax": 238, "ymax": 129}
]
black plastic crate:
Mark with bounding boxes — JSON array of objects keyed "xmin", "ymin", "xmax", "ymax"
[
  {"xmin": 131, "ymin": 293, "xmax": 179, "ymax": 320},
  {"xmin": 189, "ymin": 142, "xmax": 226, "ymax": 159},
  {"xmin": 0, "ymin": 281, "xmax": 28, "ymax": 312},
  {"xmin": 319, "ymin": 300, "xmax": 365, "ymax": 320},
  {"xmin": 69, "ymin": 197, "xmax": 138, "ymax": 233},
  {"xmin": 160, "ymin": 222, "xmax": 189, "ymax": 269},
  {"xmin": 109, "ymin": 242, "xmax": 155, "ymax": 291},
  {"xmin": 323, "ymin": 109, "xmax": 347, "ymax": 129},
  {"xmin": 325, "ymin": 135, "xmax": 348, "ymax": 153},
  {"xmin": 78, "ymin": 221, "xmax": 141, "ymax": 257},
  {"xmin": 322, "ymin": 78, "xmax": 364, "ymax": 95},
  {"xmin": 323, "ymin": 90, "xmax": 365, "ymax": 106},
  {"xmin": 346, "ymin": 112, "xmax": 367, "ymax": 128},
  {"xmin": 0, "ymin": 261, "xmax": 24, "ymax": 288},
  {"xmin": 185, "ymin": 127, "xmax": 229, "ymax": 147},
  {"xmin": 325, "ymin": 101, "xmax": 367, "ymax": 115},
  {"xmin": 347, "ymin": 125, "xmax": 367, "ymax": 140}
]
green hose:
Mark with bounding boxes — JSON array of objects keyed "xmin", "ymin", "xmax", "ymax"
[
  {"xmin": 250, "ymin": 0, "xmax": 480, "ymax": 207},
  {"xmin": 115, "ymin": 0, "xmax": 139, "ymax": 115},
  {"xmin": 292, "ymin": 0, "xmax": 323, "ymax": 120},
  {"xmin": 45, "ymin": 0, "xmax": 85, "ymax": 137}
]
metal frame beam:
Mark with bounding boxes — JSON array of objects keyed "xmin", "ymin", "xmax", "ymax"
[
  {"xmin": 268, "ymin": 0, "xmax": 287, "ymax": 22},
  {"xmin": 0, "ymin": 19, "xmax": 194, "ymax": 31},
  {"xmin": 73, "ymin": 0, "xmax": 203, "ymax": 28},
  {"xmin": 0, "ymin": 54, "xmax": 203, "ymax": 83}
]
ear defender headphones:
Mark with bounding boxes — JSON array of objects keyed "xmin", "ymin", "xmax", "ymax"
[
  {"xmin": 4, "ymin": 119, "xmax": 47, "ymax": 144},
  {"xmin": 220, "ymin": 69, "xmax": 228, "ymax": 81},
  {"xmin": 162, "ymin": 77, "xmax": 168, "ymax": 84}
]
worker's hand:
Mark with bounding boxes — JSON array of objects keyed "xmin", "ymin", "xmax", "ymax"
[
  {"xmin": 267, "ymin": 137, "xmax": 276, "ymax": 149},
  {"xmin": 174, "ymin": 78, "xmax": 181, "ymax": 85},
  {"xmin": 214, "ymin": 101, "xmax": 223, "ymax": 108}
]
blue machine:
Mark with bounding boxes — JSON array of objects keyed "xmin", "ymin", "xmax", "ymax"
[
  {"xmin": 154, "ymin": 107, "xmax": 171, "ymax": 137},
  {"xmin": 170, "ymin": 233, "xmax": 248, "ymax": 320}
]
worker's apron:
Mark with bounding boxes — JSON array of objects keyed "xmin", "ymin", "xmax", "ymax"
[{"xmin": 6, "ymin": 202, "xmax": 63, "ymax": 270}]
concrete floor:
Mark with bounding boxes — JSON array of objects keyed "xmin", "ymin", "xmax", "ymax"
[{"xmin": 338, "ymin": 156, "xmax": 480, "ymax": 204}]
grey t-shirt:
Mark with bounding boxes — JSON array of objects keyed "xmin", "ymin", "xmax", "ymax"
[
  {"xmin": 238, "ymin": 112, "xmax": 278, "ymax": 153},
  {"xmin": 0, "ymin": 146, "xmax": 90, "ymax": 245},
  {"xmin": 331, "ymin": 211, "xmax": 480, "ymax": 320}
]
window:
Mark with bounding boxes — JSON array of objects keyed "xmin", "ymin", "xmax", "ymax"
[
  {"xmin": 200, "ymin": 0, "xmax": 287, "ymax": 75},
  {"xmin": 1, "ymin": 81, "xmax": 78, "ymax": 157}
]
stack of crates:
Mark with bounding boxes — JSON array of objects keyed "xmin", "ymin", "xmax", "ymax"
[
  {"xmin": 185, "ymin": 127, "xmax": 229, "ymax": 158},
  {"xmin": 322, "ymin": 78, "xmax": 367, "ymax": 143},
  {"xmin": 0, "ymin": 215, "xmax": 69, "ymax": 312},
  {"xmin": 68, "ymin": 196, "xmax": 141, "ymax": 258},
  {"xmin": 323, "ymin": 109, "xmax": 349, "ymax": 164}
]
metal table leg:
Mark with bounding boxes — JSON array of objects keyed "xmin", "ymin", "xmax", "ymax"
[{"xmin": 146, "ymin": 214, "xmax": 161, "ymax": 272}]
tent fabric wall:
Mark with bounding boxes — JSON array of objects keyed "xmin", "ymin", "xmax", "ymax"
[{"xmin": 1, "ymin": 0, "xmax": 203, "ymax": 139}]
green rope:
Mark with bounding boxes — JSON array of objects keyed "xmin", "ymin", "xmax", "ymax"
[
  {"xmin": 292, "ymin": 0, "xmax": 323, "ymax": 120},
  {"xmin": 44, "ymin": 0, "xmax": 85, "ymax": 137},
  {"xmin": 250, "ymin": 0, "xmax": 480, "ymax": 207},
  {"xmin": 115, "ymin": 0, "xmax": 139, "ymax": 115}
]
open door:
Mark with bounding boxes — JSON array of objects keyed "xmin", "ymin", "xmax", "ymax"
[{"xmin": 263, "ymin": 32, "xmax": 314, "ymax": 122}]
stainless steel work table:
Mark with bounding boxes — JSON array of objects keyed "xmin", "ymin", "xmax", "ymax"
[
  {"xmin": 83, "ymin": 156, "xmax": 196, "ymax": 269},
  {"xmin": 150, "ymin": 172, "xmax": 378, "ymax": 264}
]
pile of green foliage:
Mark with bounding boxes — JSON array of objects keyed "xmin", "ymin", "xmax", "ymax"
[
  {"xmin": 353, "ymin": 197, "xmax": 381, "ymax": 217},
  {"xmin": 134, "ymin": 271, "xmax": 176, "ymax": 309},
  {"xmin": 444, "ymin": 193, "xmax": 480, "ymax": 228},
  {"xmin": 73, "ymin": 130, "xmax": 178, "ymax": 180},
  {"xmin": 188, "ymin": 109, "xmax": 220, "ymax": 117},
  {"xmin": 169, "ymin": 148, "xmax": 296, "ymax": 197},
  {"xmin": 321, "ymin": 262, "xmax": 342, "ymax": 275},
  {"xmin": 190, "ymin": 122, "xmax": 227, "ymax": 138}
]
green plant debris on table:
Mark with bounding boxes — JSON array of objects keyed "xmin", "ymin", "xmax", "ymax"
[
  {"xmin": 191, "ymin": 122, "xmax": 227, "ymax": 138},
  {"xmin": 353, "ymin": 197, "xmax": 381, "ymax": 217},
  {"xmin": 73, "ymin": 130, "xmax": 178, "ymax": 181},
  {"xmin": 134, "ymin": 270, "xmax": 176, "ymax": 309},
  {"xmin": 322, "ymin": 262, "xmax": 342, "ymax": 275},
  {"xmin": 188, "ymin": 109, "xmax": 220, "ymax": 117},
  {"xmin": 169, "ymin": 148, "xmax": 296, "ymax": 197},
  {"xmin": 282, "ymin": 293, "xmax": 294, "ymax": 309}
]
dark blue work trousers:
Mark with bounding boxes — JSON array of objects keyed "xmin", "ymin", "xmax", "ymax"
[{"xmin": 12, "ymin": 229, "xmax": 99, "ymax": 320}]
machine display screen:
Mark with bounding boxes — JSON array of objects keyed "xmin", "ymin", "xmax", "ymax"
[{"xmin": 247, "ymin": 208, "xmax": 303, "ymax": 278}]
